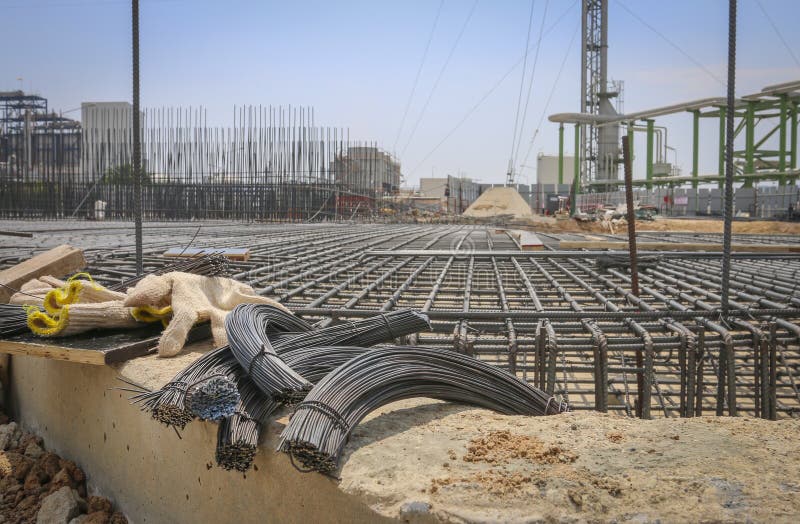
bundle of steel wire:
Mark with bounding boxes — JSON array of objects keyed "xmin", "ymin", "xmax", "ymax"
[
  {"xmin": 278, "ymin": 346, "xmax": 570, "ymax": 474},
  {"xmin": 127, "ymin": 346, "xmax": 241, "ymax": 428},
  {"xmin": 215, "ymin": 378, "xmax": 279, "ymax": 472},
  {"xmin": 227, "ymin": 304, "xmax": 430, "ymax": 402},
  {"xmin": 0, "ymin": 304, "xmax": 28, "ymax": 338},
  {"xmin": 215, "ymin": 346, "xmax": 371, "ymax": 471},
  {"xmin": 108, "ymin": 253, "xmax": 230, "ymax": 291}
]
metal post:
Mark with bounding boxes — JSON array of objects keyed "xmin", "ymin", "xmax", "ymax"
[
  {"xmin": 132, "ymin": 0, "xmax": 143, "ymax": 275},
  {"xmin": 745, "ymin": 101, "xmax": 755, "ymax": 176},
  {"xmin": 558, "ymin": 124, "xmax": 564, "ymax": 185},
  {"xmin": 571, "ymin": 124, "xmax": 580, "ymax": 216},
  {"xmin": 791, "ymin": 102, "xmax": 798, "ymax": 180},
  {"xmin": 621, "ymin": 135, "xmax": 639, "ymax": 297},
  {"xmin": 779, "ymin": 95, "xmax": 788, "ymax": 185},
  {"xmin": 718, "ymin": 106, "xmax": 726, "ymax": 189},
  {"xmin": 627, "ymin": 122, "xmax": 634, "ymax": 159},
  {"xmin": 645, "ymin": 119, "xmax": 654, "ymax": 189},
  {"xmin": 692, "ymin": 110, "xmax": 700, "ymax": 189}
]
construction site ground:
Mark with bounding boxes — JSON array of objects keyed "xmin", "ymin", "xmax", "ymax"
[
  {"xmin": 115, "ymin": 348, "xmax": 800, "ymax": 523},
  {"xmin": 2, "ymin": 216, "xmax": 800, "ymax": 523},
  {"xmin": 510, "ymin": 214, "xmax": 800, "ymax": 235}
]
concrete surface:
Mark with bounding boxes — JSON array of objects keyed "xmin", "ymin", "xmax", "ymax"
[
  {"xmin": 9, "ymin": 349, "xmax": 391, "ymax": 524},
  {"xmin": 9, "ymin": 346, "xmax": 800, "ymax": 523}
]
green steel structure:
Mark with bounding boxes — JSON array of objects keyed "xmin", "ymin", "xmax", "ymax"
[{"xmin": 550, "ymin": 80, "xmax": 800, "ymax": 194}]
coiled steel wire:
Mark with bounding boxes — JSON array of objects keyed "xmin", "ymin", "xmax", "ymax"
[
  {"xmin": 227, "ymin": 304, "xmax": 430, "ymax": 401},
  {"xmin": 278, "ymin": 346, "xmax": 569, "ymax": 474}
]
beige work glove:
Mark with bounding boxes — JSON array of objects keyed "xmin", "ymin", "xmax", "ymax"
[
  {"xmin": 9, "ymin": 276, "xmax": 68, "ymax": 307},
  {"xmin": 28, "ymin": 301, "xmax": 142, "ymax": 337},
  {"xmin": 41, "ymin": 273, "xmax": 126, "ymax": 314},
  {"xmin": 10, "ymin": 273, "xmax": 124, "ymax": 314},
  {"xmin": 123, "ymin": 272, "xmax": 289, "ymax": 357}
]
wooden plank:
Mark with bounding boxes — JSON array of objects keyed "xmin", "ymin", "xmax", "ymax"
[
  {"xmin": 518, "ymin": 231, "xmax": 544, "ymax": 251},
  {"xmin": 558, "ymin": 241, "xmax": 800, "ymax": 252},
  {"xmin": 0, "ymin": 245, "xmax": 86, "ymax": 303},
  {"xmin": 0, "ymin": 323, "xmax": 211, "ymax": 365},
  {"xmin": 162, "ymin": 247, "xmax": 250, "ymax": 261}
]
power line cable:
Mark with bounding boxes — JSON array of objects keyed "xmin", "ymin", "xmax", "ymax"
[
  {"xmin": 508, "ymin": 0, "xmax": 537, "ymax": 175},
  {"xmin": 400, "ymin": 0, "xmax": 479, "ymax": 157},
  {"xmin": 615, "ymin": 0, "xmax": 726, "ymax": 88},
  {"xmin": 512, "ymin": 0, "xmax": 550, "ymax": 169},
  {"xmin": 518, "ymin": 21, "xmax": 580, "ymax": 175},
  {"xmin": 392, "ymin": 0, "xmax": 445, "ymax": 152},
  {"xmin": 409, "ymin": 0, "xmax": 577, "ymax": 177},
  {"xmin": 755, "ymin": 0, "xmax": 800, "ymax": 68}
]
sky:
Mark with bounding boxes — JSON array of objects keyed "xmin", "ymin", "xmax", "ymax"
[{"xmin": 2, "ymin": 0, "xmax": 799, "ymax": 187}]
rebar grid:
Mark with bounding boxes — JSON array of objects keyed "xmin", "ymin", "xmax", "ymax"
[{"xmin": 2, "ymin": 221, "xmax": 799, "ymax": 419}]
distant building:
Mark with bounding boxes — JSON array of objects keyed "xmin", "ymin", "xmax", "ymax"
[
  {"xmin": 81, "ymin": 102, "xmax": 140, "ymax": 179},
  {"xmin": 419, "ymin": 175, "xmax": 479, "ymax": 213},
  {"xmin": 332, "ymin": 146, "xmax": 400, "ymax": 195},
  {"xmin": 536, "ymin": 153, "xmax": 575, "ymax": 186}
]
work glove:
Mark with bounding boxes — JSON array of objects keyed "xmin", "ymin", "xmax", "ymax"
[
  {"xmin": 41, "ymin": 273, "xmax": 127, "ymax": 314},
  {"xmin": 9, "ymin": 276, "xmax": 68, "ymax": 307},
  {"xmin": 123, "ymin": 272, "xmax": 289, "ymax": 357},
  {"xmin": 27, "ymin": 301, "xmax": 142, "ymax": 337}
]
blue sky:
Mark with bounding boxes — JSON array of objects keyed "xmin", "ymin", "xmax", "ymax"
[{"xmin": 2, "ymin": 0, "xmax": 799, "ymax": 186}]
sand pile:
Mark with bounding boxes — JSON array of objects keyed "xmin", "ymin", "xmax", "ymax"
[{"xmin": 463, "ymin": 187, "xmax": 533, "ymax": 218}]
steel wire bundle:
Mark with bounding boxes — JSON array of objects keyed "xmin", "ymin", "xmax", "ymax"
[
  {"xmin": 278, "ymin": 346, "xmax": 570, "ymax": 474},
  {"xmin": 215, "ymin": 346, "xmax": 371, "ymax": 471},
  {"xmin": 0, "ymin": 304, "xmax": 28, "ymax": 338},
  {"xmin": 108, "ymin": 253, "xmax": 230, "ymax": 291},
  {"xmin": 227, "ymin": 304, "xmax": 430, "ymax": 402},
  {"xmin": 215, "ymin": 379, "xmax": 279, "ymax": 472},
  {"xmin": 128, "ymin": 346, "xmax": 241, "ymax": 428}
]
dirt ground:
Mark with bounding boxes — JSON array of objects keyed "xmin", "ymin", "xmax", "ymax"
[
  {"xmin": 337, "ymin": 399, "xmax": 800, "ymax": 523},
  {"xmin": 512, "ymin": 215, "xmax": 800, "ymax": 235}
]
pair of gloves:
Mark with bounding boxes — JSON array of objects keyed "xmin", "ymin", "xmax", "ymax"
[
  {"xmin": 13, "ymin": 274, "xmax": 141, "ymax": 337},
  {"xmin": 14, "ymin": 272, "xmax": 287, "ymax": 358}
]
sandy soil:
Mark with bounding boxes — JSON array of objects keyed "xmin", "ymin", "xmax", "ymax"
[
  {"xmin": 464, "ymin": 188, "xmax": 534, "ymax": 219},
  {"xmin": 338, "ymin": 399, "xmax": 800, "ymax": 523},
  {"xmin": 509, "ymin": 215, "xmax": 800, "ymax": 235}
]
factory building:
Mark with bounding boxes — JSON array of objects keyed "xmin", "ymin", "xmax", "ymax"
[
  {"xmin": 332, "ymin": 146, "xmax": 401, "ymax": 195},
  {"xmin": 81, "ymin": 102, "xmax": 138, "ymax": 179},
  {"xmin": 419, "ymin": 175, "xmax": 480, "ymax": 214}
]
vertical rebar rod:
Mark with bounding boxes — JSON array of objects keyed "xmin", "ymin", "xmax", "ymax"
[
  {"xmin": 132, "ymin": 0, "xmax": 143, "ymax": 275},
  {"xmin": 721, "ymin": 0, "xmax": 737, "ymax": 318},
  {"xmin": 622, "ymin": 134, "xmax": 645, "ymax": 416}
]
